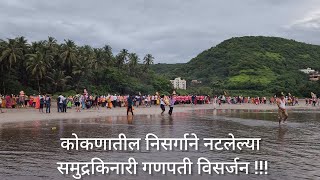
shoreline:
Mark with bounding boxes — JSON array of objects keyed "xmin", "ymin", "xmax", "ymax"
[{"xmin": 0, "ymin": 103, "xmax": 318, "ymax": 124}]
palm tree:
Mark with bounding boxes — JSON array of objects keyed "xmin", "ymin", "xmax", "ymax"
[
  {"xmin": 45, "ymin": 37, "xmax": 58, "ymax": 55},
  {"xmin": 26, "ymin": 51, "xmax": 50, "ymax": 93},
  {"xmin": 128, "ymin": 53, "xmax": 139, "ymax": 76},
  {"xmin": 15, "ymin": 36, "xmax": 30, "ymax": 87},
  {"xmin": 46, "ymin": 69, "xmax": 71, "ymax": 92},
  {"xmin": 0, "ymin": 38, "xmax": 23, "ymax": 69},
  {"xmin": 92, "ymin": 48, "xmax": 106, "ymax": 70},
  {"xmin": 102, "ymin": 45, "xmax": 114, "ymax": 65},
  {"xmin": 116, "ymin": 49, "xmax": 128, "ymax": 69},
  {"xmin": 72, "ymin": 54, "xmax": 92, "ymax": 91},
  {"xmin": 16, "ymin": 36, "xmax": 29, "ymax": 52},
  {"xmin": 143, "ymin": 54, "xmax": 154, "ymax": 69},
  {"xmin": 60, "ymin": 39, "xmax": 77, "ymax": 74},
  {"xmin": 0, "ymin": 38, "xmax": 23, "ymax": 93}
]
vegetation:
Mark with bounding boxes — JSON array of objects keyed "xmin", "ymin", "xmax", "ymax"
[
  {"xmin": 151, "ymin": 36, "xmax": 320, "ymax": 97},
  {"xmin": 2, "ymin": 36, "xmax": 320, "ymax": 97},
  {"xmin": 0, "ymin": 37, "xmax": 172, "ymax": 95}
]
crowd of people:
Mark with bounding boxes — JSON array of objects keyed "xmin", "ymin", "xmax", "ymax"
[
  {"xmin": 209, "ymin": 95, "xmax": 301, "ymax": 106},
  {"xmin": 0, "ymin": 89, "xmax": 319, "ymax": 116},
  {"xmin": 305, "ymin": 92, "xmax": 320, "ymax": 106}
]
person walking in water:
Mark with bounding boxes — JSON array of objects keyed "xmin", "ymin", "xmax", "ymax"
[
  {"xmin": 127, "ymin": 95, "xmax": 134, "ymax": 116},
  {"xmin": 277, "ymin": 93, "xmax": 288, "ymax": 125},
  {"xmin": 160, "ymin": 95, "xmax": 166, "ymax": 115},
  {"xmin": 168, "ymin": 95, "xmax": 175, "ymax": 115}
]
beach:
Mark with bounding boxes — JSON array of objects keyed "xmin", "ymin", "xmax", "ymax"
[{"xmin": 0, "ymin": 103, "xmax": 318, "ymax": 124}]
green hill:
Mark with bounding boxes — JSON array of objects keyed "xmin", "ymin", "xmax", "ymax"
[{"xmin": 152, "ymin": 36, "xmax": 320, "ymax": 97}]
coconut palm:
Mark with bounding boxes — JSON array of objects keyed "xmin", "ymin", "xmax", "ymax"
[
  {"xmin": 102, "ymin": 45, "xmax": 114, "ymax": 65},
  {"xmin": 15, "ymin": 36, "xmax": 31, "ymax": 87},
  {"xmin": 60, "ymin": 39, "xmax": 77, "ymax": 74},
  {"xmin": 92, "ymin": 48, "xmax": 106, "ymax": 70},
  {"xmin": 46, "ymin": 69, "xmax": 71, "ymax": 92},
  {"xmin": 143, "ymin": 54, "xmax": 154, "ymax": 69},
  {"xmin": 128, "ymin": 53, "xmax": 139, "ymax": 76},
  {"xmin": 0, "ymin": 38, "xmax": 23, "ymax": 69},
  {"xmin": 0, "ymin": 38, "xmax": 23, "ymax": 93},
  {"xmin": 116, "ymin": 49, "xmax": 128, "ymax": 69},
  {"xmin": 26, "ymin": 51, "xmax": 50, "ymax": 93}
]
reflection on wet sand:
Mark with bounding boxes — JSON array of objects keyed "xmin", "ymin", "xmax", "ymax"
[
  {"xmin": 0, "ymin": 109, "xmax": 319, "ymax": 180},
  {"xmin": 277, "ymin": 126, "xmax": 288, "ymax": 142}
]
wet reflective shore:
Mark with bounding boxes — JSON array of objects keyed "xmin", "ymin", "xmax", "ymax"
[{"xmin": 0, "ymin": 109, "xmax": 319, "ymax": 180}]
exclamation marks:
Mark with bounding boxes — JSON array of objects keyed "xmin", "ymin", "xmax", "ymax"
[{"xmin": 255, "ymin": 161, "xmax": 268, "ymax": 175}]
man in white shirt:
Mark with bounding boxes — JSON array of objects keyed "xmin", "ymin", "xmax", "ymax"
[
  {"xmin": 58, "ymin": 94, "xmax": 64, "ymax": 112},
  {"xmin": 113, "ymin": 94, "xmax": 117, "ymax": 108},
  {"xmin": 277, "ymin": 93, "xmax": 288, "ymax": 125}
]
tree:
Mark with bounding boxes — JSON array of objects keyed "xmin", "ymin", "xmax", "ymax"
[
  {"xmin": 128, "ymin": 53, "xmax": 139, "ymax": 76},
  {"xmin": 60, "ymin": 39, "xmax": 77, "ymax": 74},
  {"xmin": 143, "ymin": 54, "xmax": 154, "ymax": 69},
  {"xmin": 0, "ymin": 36, "xmax": 174, "ymax": 95},
  {"xmin": 0, "ymin": 38, "xmax": 23, "ymax": 69},
  {"xmin": 116, "ymin": 49, "xmax": 128, "ymax": 69},
  {"xmin": 46, "ymin": 69, "xmax": 71, "ymax": 92},
  {"xmin": 102, "ymin": 45, "xmax": 114, "ymax": 65},
  {"xmin": 0, "ymin": 38, "xmax": 23, "ymax": 93},
  {"xmin": 26, "ymin": 51, "xmax": 50, "ymax": 93}
]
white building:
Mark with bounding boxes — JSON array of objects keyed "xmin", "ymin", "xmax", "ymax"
[
  {"xmin": 170, "ymin": 77, "xmax": 187, "ymax": 90},
  {"xmin": 300, "ymin": 68, "xmax": 315, "ymax": 74}
]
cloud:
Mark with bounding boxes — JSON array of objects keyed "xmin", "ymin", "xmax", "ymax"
[{"xmin": 0, "ymin": 0, "xmax": 319, "ymax": 63}]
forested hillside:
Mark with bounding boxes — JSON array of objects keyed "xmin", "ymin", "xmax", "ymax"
[{"xmin": 152, "ymin": 36, "xmax": 320, "ymax": 97}]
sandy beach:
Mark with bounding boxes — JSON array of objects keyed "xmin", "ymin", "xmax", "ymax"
[{"xmin": 0, "ymin": 103, "xmax": 318, "ymax": 124}]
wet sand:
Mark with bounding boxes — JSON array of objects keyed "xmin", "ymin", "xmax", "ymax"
[{"xmin": 0, "ymin": 103, "xmax": 318, "ymax": 124}]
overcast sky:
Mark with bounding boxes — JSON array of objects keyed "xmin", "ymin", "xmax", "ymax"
[{"xmin": 1, "ymin": 0, "xmax": 320, "ymax": 63}]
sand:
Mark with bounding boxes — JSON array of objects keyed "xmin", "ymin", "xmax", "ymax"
[{"xmin": 0, "ymin": 103, "xmax": 318, "ymax": 124}]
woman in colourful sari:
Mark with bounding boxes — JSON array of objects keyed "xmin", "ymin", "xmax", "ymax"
[
  {"xmin": 29, "ymin": 96, "xmax": 33, "ymax": 107},
  {"xmin": 67, "ymin": 96, "xmax": 73, "ymax": 109},
  {"xmin": 35, "ymin": 95, "xmax": 40, "ymax": 109},
  {"xmin": 107, "ymin": 96, "xmax": 113, "ymax": 109},
  {"xmin": 5, "ymin": 95, "xmax": 11, "ymax": 108}
]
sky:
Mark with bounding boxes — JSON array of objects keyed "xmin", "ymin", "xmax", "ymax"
[{"xmin": 1, "ymin": 0, "xmax": 320, "ymax": 63}]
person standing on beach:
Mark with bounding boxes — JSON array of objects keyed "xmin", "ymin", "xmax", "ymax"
[
  {"xmin": 62, "ymin": 96, "xmax": 67, "ymax": 113},
  {"xmin": 277, "ymin": 93, "xmax": 288, "ymax": 125},
  {"xmin": 93, "ymin": 95, "xmax": 99, "ymax": 110},
  {"xmin": 113, "ymin": 94, "xmax": 117, "ymax": 108},
  {"xmin": 39, "ymin": 95, "xmax": 44, "ymax": 113},
  {"xmin": 160, "ymin": 95, "xmax": 166, "ymax": 115},
  {"xmin": 58, "ymin": 94, "xmax": 64, "ymax": 112},
  {"xmin": 73, "ymin": 94, "xmax": 81, "ymax": 112},
  {"xmin": 127, "ymin": 95, "xmax": 134, "ymax": 116},
  {"xmin": 45, "ymin": 94, "xmax": 51, "ymax": 113},
  {"xmin": 56, "ymin": 95, "xmax": 60, "ymax": 112},
  {"xmin": 168, "ymin": 95, "xmax": 175, "ymax": 115}
]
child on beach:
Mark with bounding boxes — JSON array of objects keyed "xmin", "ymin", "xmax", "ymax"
[
  {"xmin": 73, "ymin": 94, "xmax": 81, "ymax": 112},
  {"xmin": 160, "ymin": 95, "xmax": 165, "ymax": 115}
]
